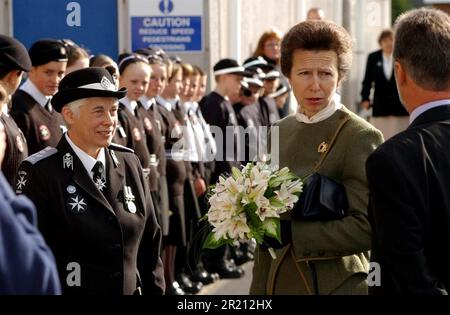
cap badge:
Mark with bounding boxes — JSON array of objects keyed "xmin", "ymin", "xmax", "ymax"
[{"xmin": 100, "ymin": 76, "xmax": 111, "ymax": 90}]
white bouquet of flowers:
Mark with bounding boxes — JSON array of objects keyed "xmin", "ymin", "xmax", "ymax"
[{"xmin": 201, "ymin": 162, "xmax": 303, "ymax": 259}]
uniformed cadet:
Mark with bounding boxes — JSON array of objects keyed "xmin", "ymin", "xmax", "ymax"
[
  {"xmin": 199, "ymin": 58, "xmax": 245, "ymax": 279},
  {"xmin": 258, "ymin": 65, "xmax": 281, "ymax": 126},
  {"xmin": 234, "ymin": 75, "xmax": 264, "ymax": 164},
  {"xmin": 114, "ymin": 54, "xmax": 151, "ymax": 168},
  {"xmin": 139, "ymin": 55, "xmax": 170, "ymax": 236},
  {"xmin": 156, "ymin": 59, "xmax": 189, "ymax": 295},
  {"xmin": 16, "ymin": 67, "xmax": 165, "ymax": 295},
  {"xmin": 0, "ymin": 35, "xmax": 30, "ymax": 186},
  {"xmin": 180, "ymin": 65, "xmax": 219, "ymax": 286},
  {"xmin": 11, "ymin": 39, "xmax": 68, "ymax": 155}
]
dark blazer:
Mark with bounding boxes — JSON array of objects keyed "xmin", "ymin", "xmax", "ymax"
[
  {"xmin": 361, "ymin": 50, "xmax": 408, "ymax": 117},
  {"xmin": 16, "ymin": 136, "xmax": 165, "ymax": 295},
  {"xmin": 11, "ymin": 90, "xmax": 65, "ymax": 154},
  {"xmin": 366, "ymin": 104, "xmax": 450, "ymax": 295},
  {"xmin": 0, "ymin": 113, "xmax": 28, "ymax": 187},
  {"xmin": 0, "ymin": 172, "xmax": 61, "ymax": 294}
]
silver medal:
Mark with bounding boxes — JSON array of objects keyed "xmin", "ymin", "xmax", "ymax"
[{"xmin": 66, "ymin": 185, "xmax": 77, "ymax": 194}]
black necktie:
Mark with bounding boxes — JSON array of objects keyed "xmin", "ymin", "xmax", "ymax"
[
  {"xmin": 45, "ymin": 99, "xmax": 53, "ymax": 113},
  {"xmin": 92, "ymin": 161, "xmax": 107, "ymax": 194}
]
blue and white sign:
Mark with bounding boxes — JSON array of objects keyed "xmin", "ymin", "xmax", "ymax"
[
  {"xmin": 130, "ymin": 0, "xmax": 203, "ymax": 52},
  {"xmin": 12, "ymin": 0, "xmax": 118, "ymax": 59}
]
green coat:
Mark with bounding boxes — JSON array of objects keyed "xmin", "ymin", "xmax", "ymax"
[{"xmin": 250, "ymin": 107, "xmax": 384, "ymax": 295}]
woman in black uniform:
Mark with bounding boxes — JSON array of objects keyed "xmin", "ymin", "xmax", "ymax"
[{"xmin": 0, "ymin": 35, "xmax": 30, "ymax": 187}]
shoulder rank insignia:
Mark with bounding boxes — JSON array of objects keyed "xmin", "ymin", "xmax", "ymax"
[{"xmin": 24, "ymin": 147, "xmax": 58, "ymax": 165}]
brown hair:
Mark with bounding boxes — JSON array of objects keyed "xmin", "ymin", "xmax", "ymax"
[
  {"xmin": 252, "ymin": 28, "xmax": 283, "ymax": 59},
  {"xmin": 67, "ymin": 45, "xmax": 89, "ymax": 67},
  {"xmin": 394, "ymin": 8, "xmax": 450, "ymax": 91},
  {"xmin": 378, "ymin": 29, "xmax": 394, "ymax": 45},
  {"xmin": 89, "ymin": 54, "xmax": 116, "ymax": 68},
  {"xmin": 280, "ymin": 20, "xmax": 352, "ymax": 80}
]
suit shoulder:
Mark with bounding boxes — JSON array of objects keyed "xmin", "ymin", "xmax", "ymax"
[
  {"xmin": 108, "ymin": 143, "xmax": 135, "ymax": 154},
  {"xmin": 23, "ymin": 147, "xmax": 58, "ymax": 166}
]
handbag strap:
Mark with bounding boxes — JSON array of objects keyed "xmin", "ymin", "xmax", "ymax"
[{"xmin": 314, "ymin": 112, "xmax": 351, "ymax": 172}]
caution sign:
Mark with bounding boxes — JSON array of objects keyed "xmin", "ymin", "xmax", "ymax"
[{"xmin": 130, "ymin": 0, "xmax": 203, "ymax": 52}]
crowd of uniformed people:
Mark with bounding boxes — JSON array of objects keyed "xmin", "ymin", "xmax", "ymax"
[{"xmin": 0, "ymin": 27, "xmax": 290, "ymax": 295}]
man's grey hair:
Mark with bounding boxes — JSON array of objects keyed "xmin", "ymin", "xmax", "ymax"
[{"xmin": 393, "ymin": 8, "xmax": 450, "ymax": 91}]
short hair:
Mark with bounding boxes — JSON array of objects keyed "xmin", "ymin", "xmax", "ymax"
[
  {"xmin": 394, "ymin": 8, "xmax": 450, "ymax": 91},
  {"xmin": 378, "ymin": 29, "xmax": 394, "ymax": 45},
  {"xmin": 252, "ymin": 28, "xmax": 283, "ymax": 59},
  {"xmin": 280, "ymin": 20, "xmax": 352, "ymax": 81},
  {"xmin": 62, "ymin": 98, "xmax": 86, "ymax": 126}
]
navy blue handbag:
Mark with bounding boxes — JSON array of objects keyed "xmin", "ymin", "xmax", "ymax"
[
  {"xmin": 292, "ymin": 172, "xmax": 348, "ymax": 221},
  {"xmin": 292, "ymin": 114, "xmax": 351, "ymax": 221}
]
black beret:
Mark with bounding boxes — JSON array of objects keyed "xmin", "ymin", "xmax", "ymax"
[
  {"xmin": 28, "ymin": 39, "xmax": 68, "ymax": 67},
  {"xmin": 0, "ymin": 35, "xmax": 32, "ymax": 72},
  {"xmin": 52, "ymin": 67, "xmax": 127, "ymax": 112},
  {"xmin": 213, "ymin": 58, "xmax": 245, "ymax": 76}
]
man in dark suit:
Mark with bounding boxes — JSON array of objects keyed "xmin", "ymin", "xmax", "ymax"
[
  {"xmin": 361, "ymin": 29, "xmax": 409, "ymax": 140},
  {"xmin": 16, "ymin": 67, "xmax": 165, "ymax": 295},
  {"xmin": 366, "ymin": 8, "xmax": 450, "ymax": 295}
]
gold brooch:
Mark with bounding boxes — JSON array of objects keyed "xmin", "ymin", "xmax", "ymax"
[{"xmin": 318, "ymin": 142, "xmax": 328, "ymax": 153}]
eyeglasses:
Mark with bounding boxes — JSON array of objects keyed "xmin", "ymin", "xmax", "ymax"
[{"xmin": 264, "ymin": 42, "xmax": 280, "ymax": 48}]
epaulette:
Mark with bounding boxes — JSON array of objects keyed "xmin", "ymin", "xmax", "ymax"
[
  {"xmin": 108, "ymin": 143, "xmax": 135, "ymax": 153},
  {"xmin": 24, "ymin": 147, "xmax": 58, "ymax": 165}
]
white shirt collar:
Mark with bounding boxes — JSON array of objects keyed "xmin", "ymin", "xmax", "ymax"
[
  {"xmin": 296, "ymin": 93, "xmax": 343, "ymax": 124},
  {"xmin": 382, "ymin": 53, "xmax": 393, "ymax": 80},
  {"xmin": 119, "ymin": 96, "xmax": 138, "ymax": 115},
  {"xmin": 20, "ymin": 79, "xmax": 51, "ymax": 108},
  {"xmin": 65, "ymin": 133, "xmax": 106, "ymax": 179},
  {"xmin": 156, "ymin": 96, "xmax": 172, "ymax": 112},
  {"xmin": 410, "ymin": 99, "xmax": 450, "ymax": 125},
  {"xmin": 139, "ymin": 95, "xmax": 155, "ymax": 110}
]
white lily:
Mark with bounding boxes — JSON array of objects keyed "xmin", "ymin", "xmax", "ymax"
[{"xmin": 212, "ymin": 214, "xmax": 250, "ymax": 241}]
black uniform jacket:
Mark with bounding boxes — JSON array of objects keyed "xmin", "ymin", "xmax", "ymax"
[
  {"xmin": 0, "ymin": 113, "xmax": 28, "ymax": 186},
  {"xmin": 11, "ymin": 90, "xmax": 65, "ymax": 154},
  {"xmin": 16, "ymin": 136, "xmax": 165, "ymax": 295},
  {"xmin": 366, "ymin": 104, "xmax": 450, "ymax": 295}
]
